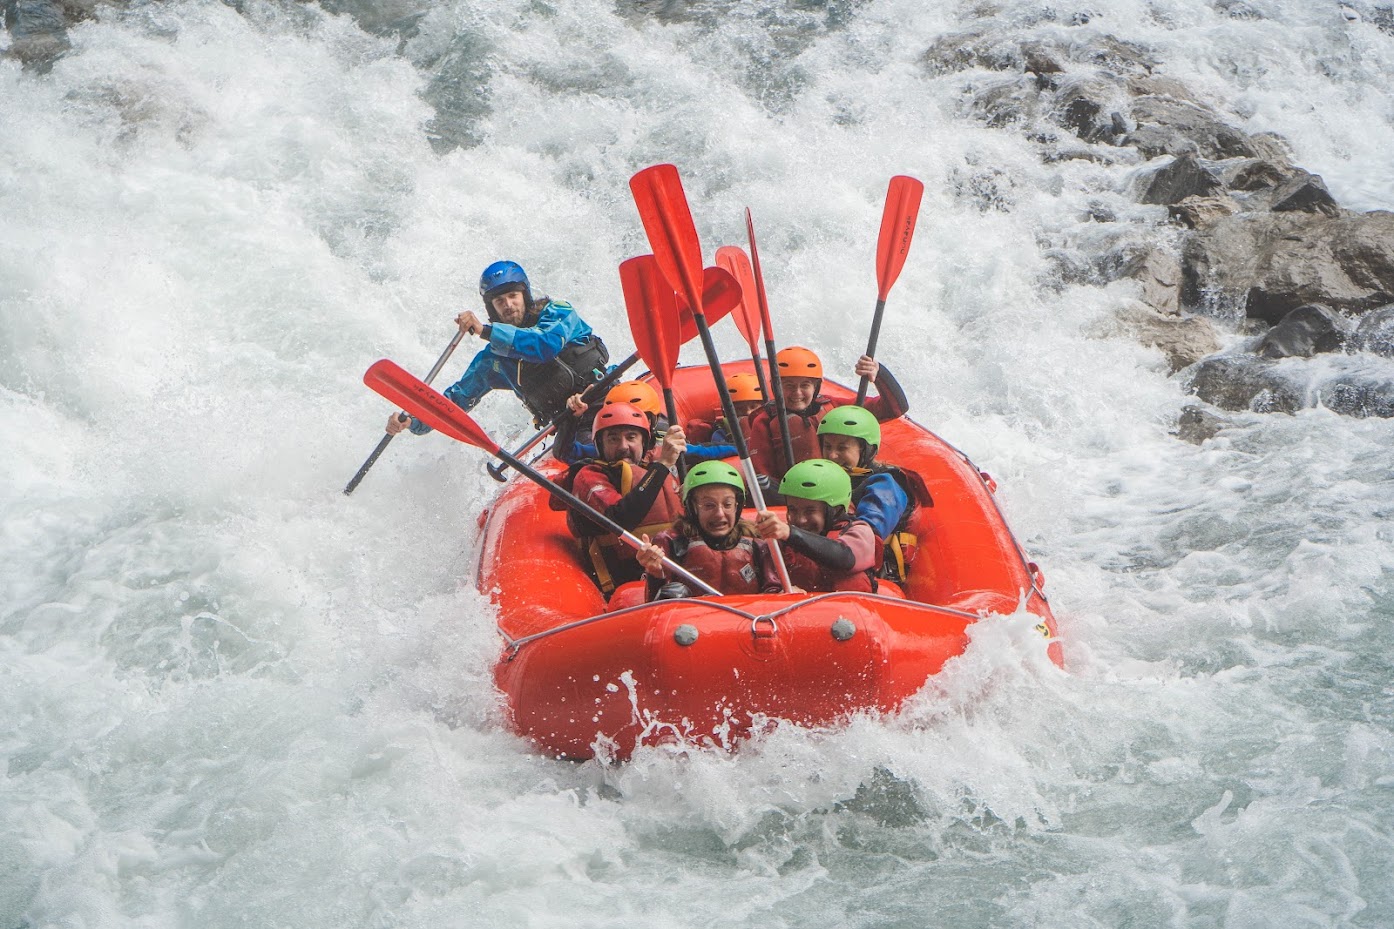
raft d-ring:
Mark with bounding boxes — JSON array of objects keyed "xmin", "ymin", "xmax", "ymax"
[{"xmin": 751, "ymin": 615, "xmax": 778, "ymax": 639}]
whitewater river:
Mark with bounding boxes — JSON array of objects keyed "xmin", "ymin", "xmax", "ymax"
[{"xmin": 4, "ymin": 0, "xmax": 1393, "ymax": 925}]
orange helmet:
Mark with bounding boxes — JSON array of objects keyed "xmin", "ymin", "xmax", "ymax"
[
  {"xmin": 604, "ymin": 380, "xmax": 662, "ymax": 417},
  {"xmin": 725, "ymin": 372, "xmax": 764, "ymax": 403},
  {"xmin": 776, "ymin": 346, "xmax": 823, "ymax": 380},
  {"xmin": 592, "ymin": 402, "xmax": 652, "ymax": 444}
]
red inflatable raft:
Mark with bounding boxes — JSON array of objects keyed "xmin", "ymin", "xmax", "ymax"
[{"xmin": 476, "ymin": 362, "xmax": 1060, "ymax": 761}]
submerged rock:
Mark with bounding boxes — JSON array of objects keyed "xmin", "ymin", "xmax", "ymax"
[
  {"xmin": 1173, "ymin": 404, "xmax": 1231, "ymax": 444},
  {"xmin": 1350, "ymin": 305, "xmax": 1394, "ymax": 357}
]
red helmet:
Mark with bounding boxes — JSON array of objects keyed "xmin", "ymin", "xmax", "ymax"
[
  {"xmin": 776, "ymin": 346, "xmax": 823, "ymax": 379},
  {"xmin": 592, "ymin": 402, "xmax": 652, "ymax": 444},
  {"xmin": 604, "ymin": 380, "xmax": 662, "ymax": 417}
]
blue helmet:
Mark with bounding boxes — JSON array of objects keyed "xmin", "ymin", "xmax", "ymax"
[
  {"xmin": 479, "ymin": 260, "xmax": 533, "ymax": 320},
  {"xmin": 479, "ymin": 260, "xmax": 529, "ymax": 297}
]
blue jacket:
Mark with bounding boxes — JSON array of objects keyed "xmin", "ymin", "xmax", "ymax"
[
  {"xmin": 410, "ymin": 300, "xmax": 593, "ymax": 434},
  {"xmin": 849, "ymin": 471, "xmax": 908, "ymax": 540}
]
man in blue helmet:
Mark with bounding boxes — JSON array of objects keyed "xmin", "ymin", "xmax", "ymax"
[{"xmin": 385, "ymin": 260, "xmax": 610, "ymax": 434}]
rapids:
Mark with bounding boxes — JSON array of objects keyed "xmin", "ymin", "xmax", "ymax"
[{"xmin": 3, "ymin": 0, "xmax": 1392, "ymax": 925}]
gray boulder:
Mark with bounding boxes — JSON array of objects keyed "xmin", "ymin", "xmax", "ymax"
[
  {"xmin": 1139, "ymin": 153, "xmax": 1222, "ymax": 205},
  {"xmin": 1183, "ymin": 210, "xmax": 1394, "ymax": 323},
  {"xmin": 1184, "ymin": 354, "xmax": 1305, "ymax": 413},
  {"xmin": 1255, "ymin": 304, "xmax": 1348, "ymax": 358}
]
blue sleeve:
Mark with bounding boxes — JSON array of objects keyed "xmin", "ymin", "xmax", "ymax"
[
  {"xmin": 683, "ymin": 441, "xmax": 737, "ymax": 463},
  {"xmin": 555, "ymin": 438, "xmax": 598, "ymax": 464},
  {"xmin": 408, "ymin": 348, "xmax": 510, "ymax": 435},
  {"xmin": 851, "ymin": 473, "xmax": 908, "ymax": 539},
  {"xmin": 488, "ymin": 302, "xmax": 592, "ymax": 364}
]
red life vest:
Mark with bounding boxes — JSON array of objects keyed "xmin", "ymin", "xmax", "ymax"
[
  {"xmin": 558, "ymin": 459, "xmax": 682, "ymax": 595},
  {"xmin": 746, "ymin": 399, "xmax": 830, "ymax": 480},
  {"xmin": 661, "ymin": 527, "xmax": 768, "ymax": 595}
]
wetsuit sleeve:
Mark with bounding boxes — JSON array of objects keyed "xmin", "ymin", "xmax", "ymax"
[
  {"xmin": 784, "ymin": 526, "xmax": 856, "ymax": 572},
  {"xmin": 487, "ymin": 302, "xmax": 592, "ymax": 364},
  {"xmin": 833, "ymin": 521, "xmax": 879, "ymax": 573},
  {"xmin": 863, "ymin": 363, "xmax": 909, "ymax": 422},
  {"xmin": 408, "ymin": 348, "xmax": 502, "ymax": 435},
  {"xmin": 850, "ymin": 473, "xmax": 909, "ymax": 540}
]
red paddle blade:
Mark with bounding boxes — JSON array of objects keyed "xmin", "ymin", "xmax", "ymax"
[
  {"xmin": 744, "ymin": 208, "xmax": 776, "ymax": 343},
  {"xmin": 876, "ymin": 175, "xmax": 924, "ymax": 300},
  {"xmin": 714, "ymin": 245, "xmax": 761, "ymax": 350},
  {"xmin": 363, "ymin": 359, "xmax": 500, "ymax": 454},
  {"xmin": 620, "ymin": 255, "xmax": 681, "ymax": 388},
  {"xmin": 630, "ymin": 164, "xmax": 706, "ymax": 317}
]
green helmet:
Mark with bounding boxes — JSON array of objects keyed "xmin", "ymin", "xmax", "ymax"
[
  {"xmin": 779, "ymin": 459, "xmax": 852, "ymax": 508},
  {"xmin": 817, "ymin": 405, "xmax": 881, "ymax": 446},
  {"xmin": 681, "ymin": 460, "xmax": 747, "ymax": 505}
]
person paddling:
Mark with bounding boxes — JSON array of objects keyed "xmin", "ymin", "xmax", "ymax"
[
  {"xmin": 553, "ymin": 379, "xmax": 736, "ymax": 465},
  {"xmin": 745, "ymin": 346, "xmax": 909, "ymax": 484},
  {"xmin": 634, "ymin": 462, "xmax": 786, "ymax": 601},
  {"xmin": 684, "ymin": 372, "xmax": 765, "ymax": 446},
  {"xmin": 557, "ymin": 402, "xmax": 687, "ymax": 598},
  {"xmin": 817, "ymin": 405, "xmax": 931, "ymax": 584},
  {"xmin": 754, "ymin": 459, "xmax": 880, "ymax": 593},
  {"xmin": 386, "ymin": 260, "xmax": 609, "ymax": 436}
]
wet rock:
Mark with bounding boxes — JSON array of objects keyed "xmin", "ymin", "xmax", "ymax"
[
  {"xmin": 1183, "ymin": 210, "xmax": 1394, "ymax": 323},
  {"xmin": 1173, "ymin": 404, "xmax": 1231, "ymax": 444},
  {"xmin": 1350, "ymin": 305, "xmax": 1394, "ymax": 357},
  {"xmin": 970, "ymin": 76, "xmax": 1042, "ymax": 128},
  {"xmin": 1053, "ymin": 73, "xmax": 1127, "ymax": 143},
  {"xmin": 1184, "ymin": 354, "xmax": 1304, "ymax": 413},
  {"xmin": 921, "ymin": 28, "xmax": 1023, "ymax": 75},
  {"xmin": 1124, "ymin": 95, "xmax": 1261, "ymax": 160},
  {"xmin": 1113, "ymin": 303, "xmax": 1222, "ymax": 372},
  {"xmin": 1139, "ymin": 152, "xmax": 1222, "ymax": 205},
  {"xmin": 1268, "ymin": 169, "xmax": 1340, "ymax": 215},
  {"xmin": 1222, "ymin": 158, "xmax": 1294, "ymax": 192},
  {"xmin": 1113, "ymin": 246, "xmax": 1183, "ymax": 315},
  {"xmin": 1168, "ymin": 195, "xmax": 1240, "ymax": 230},
  {"xmin": 1255, "ymin": 303, "xmax": 1348, "ymax": 358},
  {"xmin": 4, "ymin": 0, "xmax": 71, "ymax": 69}
]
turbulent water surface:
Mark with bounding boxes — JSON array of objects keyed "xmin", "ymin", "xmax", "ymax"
[{"xmin": 3, "ymin": 0, "xmax": 1393, "ymax": 926}]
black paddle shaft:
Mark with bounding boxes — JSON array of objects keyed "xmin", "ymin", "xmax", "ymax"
[
  {"xmin": 855, "ymin": 297, "xmax": 889, "ymax": 406},
  {"xmin": 497, "ymin": 448, "xmax": 720, "ymax": 596},
  {"xmin": 764, "ymin": 337, "xmax": 796, "ymax": 472},
  {"xmin": 345, "ymin": 329, "xmax": 466, "ymax": 495}
]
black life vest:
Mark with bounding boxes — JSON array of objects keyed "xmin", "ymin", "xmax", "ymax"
[{"xmin": 517, "ymin": 333, "xmax": 609, "ymax": 427}]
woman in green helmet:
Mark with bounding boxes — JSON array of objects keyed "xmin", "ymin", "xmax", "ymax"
[
  {"xmin": 635, "ymin": 461, "xmax": 785, "ymax": 600},
  {"xmin": 754, "ymin": 459, "xmax": 880, "ymax": 593}
]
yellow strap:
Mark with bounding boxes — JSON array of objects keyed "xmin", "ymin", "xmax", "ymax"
[{"xmin": 887, "ymin": 531, "xmax": 918, "ymax": 581}]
